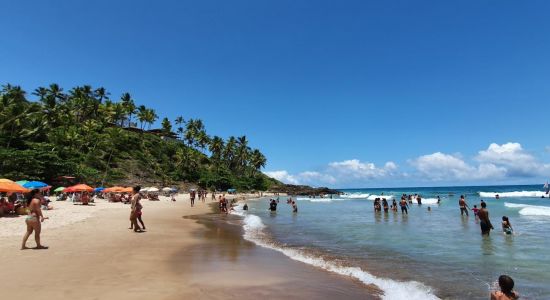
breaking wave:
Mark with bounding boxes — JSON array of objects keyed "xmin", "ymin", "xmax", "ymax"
[
  {"xmin": 479, "ymin": 191, "xmax": 547, "ymax": 198},
  {"xmin": 234, "ymin": 208, "xmax": 440, "ymax": 300},
  {"xmin": 504, "ymin": 202, "xmax": 550, "ymax": 217}
]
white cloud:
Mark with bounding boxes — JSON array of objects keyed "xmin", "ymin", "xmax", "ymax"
[
  {"xmin": 327, "ymin": 159, "xmax": 399, "ymax": 180},
  {"xmin": 265, "ymin": 143, "xmax": 550, "ymax": 187},
  {"xmin": 409, "ymin": 152, "xmax": 505, "ymax": 181},
  {"xmin": 476, "ymin": 142, "xmax": 550, "ymax": 177},
  {"xmin": 263, "ymin": 170, "xmax": 299, "ymax": 185},
  {"xmin": 265, "ymin": 159, "xmax": 399, "ymax": 187}
]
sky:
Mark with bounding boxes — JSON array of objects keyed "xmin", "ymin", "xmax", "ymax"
[{"xmin": 1, "ymin": 1, "xmax": 550, "ymax": 188}]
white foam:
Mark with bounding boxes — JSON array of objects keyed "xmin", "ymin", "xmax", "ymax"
[
  {"xmin": 367, "ymin": 195, "xmax": 394, "ymax": 200},
  {"xmin": 479, "ymin": 191, "xmax": 546, "ymax": 198},
  {"xmin": 504, "ymin": 202, "xmax": 550, "ymax": 217},
  {"xmin": 341, "ymin": 193, "xmax": 370, "ymax": 199},
  {"xmin": 240, "ymin": 213, "xmax": 439, "ymax": 300},
  {"xmin": 418, "ymin": 198, "xmax": 439, "ymax": 205}
]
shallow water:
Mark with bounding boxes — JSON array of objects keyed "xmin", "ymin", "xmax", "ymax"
[{"xmin": 239, "ymin": 185, "xmax": 550, "ymax": 299}]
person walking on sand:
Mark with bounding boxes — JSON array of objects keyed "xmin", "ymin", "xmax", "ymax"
[
  {"xmin": 21, "ymin": 189, "xmax": 49, "ymax": 250},
  {"xmin": 459, "ymin": 195, "xmax": 470, "ymax": 216},
  {"xmin": 491, "ymin": 275, "xmax": 519, "ymax": 300},
  {"xmin": 190, "ymin": 190, "xmax": 196, "ymax": 207},
  {"xmin": 478, "ymin": 201, "xmax": 493, "ymax": 236},
  {"xmin": 129, "ymin": 186, "xmax": 143, "ymax": 232}
]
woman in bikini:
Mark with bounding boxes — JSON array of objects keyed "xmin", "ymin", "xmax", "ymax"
[{"xmin": 21, "ymin": 189, "xmax": 48, "ymax": 250}]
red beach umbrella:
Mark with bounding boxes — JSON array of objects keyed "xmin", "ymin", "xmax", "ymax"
[{"xmin": 65, "ymin": 184, "xmax": 94, "ymax": 193}]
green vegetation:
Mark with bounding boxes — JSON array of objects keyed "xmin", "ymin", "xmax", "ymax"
[{"xmin": 0, "ymin": 84, "xmax": 279, "ymax": 191}]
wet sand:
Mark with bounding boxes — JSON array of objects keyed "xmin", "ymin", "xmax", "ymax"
[{"xmin": 0, "ymin": 195, "xmax": 376, "ymax": 299}]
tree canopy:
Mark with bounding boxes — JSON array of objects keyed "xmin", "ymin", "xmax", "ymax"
[{"xmin": 0, "ymin": 83, "xmax": 277, "ymax": 191}]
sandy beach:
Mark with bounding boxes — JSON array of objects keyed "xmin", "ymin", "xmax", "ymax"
[{"xmin": 0, "ymin": 193, "xmax": 374, "ymax": 300}]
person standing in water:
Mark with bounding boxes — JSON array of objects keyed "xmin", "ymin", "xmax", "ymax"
[
  {"xmin": 130, "ymin": 186, "xmax": 143, "ymax": 232},
  {"xmin": 459, "ymin": 195, "xmax": 470, "ymax": 216},
  {"xmin": 501, "ymin": 216, "xmax": 513, "ymax": 235},
  {"xmin": 491, "ymin": 275, "xmax": 519, "ymax": 300},
  {"xmin": 21, "ymin": 189, "xmax": 48, "ymax": 250},
  {"xmin": 478, "ymin": 201, "xmax": 493, "ymax": 235},
  {"xmin": 292, "ymin": 201, "xmax": 298, "ymax": 213},
  {"xmin": 400, "ymin": 196, "xmax": 409, "ymax": 214}
]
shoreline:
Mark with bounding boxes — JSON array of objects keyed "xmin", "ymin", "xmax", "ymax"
[{"xmin": 0, "ymin": 193, "xmax": 377, "ymax": 299}]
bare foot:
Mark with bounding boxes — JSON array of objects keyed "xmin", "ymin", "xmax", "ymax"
[
  {"xmin": 34, "ymin": 245, "xmax": 49, "ymax": 250},
  {"xmin": 21, "ymin": 246, "xmax": 30, "ymax": 250}
]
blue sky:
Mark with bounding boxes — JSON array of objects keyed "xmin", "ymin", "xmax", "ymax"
[{"xmin": 1, "ymin": 1, "xmax": 550, "ymax": 188}]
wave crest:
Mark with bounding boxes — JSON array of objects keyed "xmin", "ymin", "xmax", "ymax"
[
  {"xmin": 504, "ymin": 202, "xmax": 550, "ymax": 217},
  {"xmin": 239, "ymin": 212, "xmax": 440, "ymax": 300},
  {"xmin": 479, "ymin": 191, "xmax": 546, "ymax": 198}
]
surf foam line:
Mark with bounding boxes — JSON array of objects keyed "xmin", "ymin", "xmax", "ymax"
[
  {"xmin": 479, "ymin": 191, "xmax": 546, "ymax": 198},
  {"xmin": 341, "ymin": 193, "xmax": 370, "ymax": 199},
  {"xmin": 504, "ymin": 202, "xmax": 550, "ymax": 217},
  {"xmin": 234, "ymin": 210, "xmax": 440, "ymax": 300}
]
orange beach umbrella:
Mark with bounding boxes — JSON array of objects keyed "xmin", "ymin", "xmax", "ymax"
[
  {"xmin": 64, "ymin": 184, "xmax": 94, "ymax": 193},
  {"xmin": 0, "ymin": 179, "xmax": 30, "ymax": 193},
  {"xmin": 103, "ymin": 186, "xmax": 132, "ymax": 193}
]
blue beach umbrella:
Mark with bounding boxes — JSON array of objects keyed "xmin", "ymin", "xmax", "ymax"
[
  {"xmin": 15, "ymin": 180, "xmax": 29, "ymax": 186},
  {"xmin": 94, "ymin": 187, "xmax": 105, "ymax": 192},
  {"xmin": 22, "ymin": 181, "xmax": 49, "ymax": 189}
]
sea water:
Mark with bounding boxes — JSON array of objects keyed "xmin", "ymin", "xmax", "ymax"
[{"xmin": 234, "ymin": 185, "xmax": 550, "ymax": 299}]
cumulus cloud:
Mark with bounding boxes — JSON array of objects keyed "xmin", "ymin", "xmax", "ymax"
[
  {"xmin": 409, "ymin": 152, "xmax": 505, "ymax": 181},
  {"xmin": 265, "ymin": 159, "xmax": 399, "ymax": 187},
  {"xmin": 263, "ymin": 170, "xmax": 299, "ymax": 185},
  {"xmin": 327, "ymin": 159, "xmax": 399, "ymax": 180},
  {"xmin": 265, "ymin": 143, "xmax": 550, "ymax": 187},
  {"xmin": 476, "ymin": 142, "xmax": 550, "ymax": 177}
]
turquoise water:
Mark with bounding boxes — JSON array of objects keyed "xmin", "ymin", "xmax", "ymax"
[{"xmin": 237, "ymin": 185, "xmax": 550, "ymax": 299}]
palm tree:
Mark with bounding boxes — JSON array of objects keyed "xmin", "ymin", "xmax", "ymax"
[
  {"xmin": 137, "ymin": 105, "xmax": 148, "ymax": 130},
  {"xmin": 223, "ymin": 136, "xmax": 236, "ymax": 169},
  {"xmin": 161, "ymin": 117, "xmax": 172, "ymax": 135},
  {"xmin": 175, "ymin": 116, "xmax": 185, "ymax": 140},
  {"xmin": 250, "ymin": 149, "xmax": 267, "ymax": 173},
  {"xmin": 236, "ymin": 135, "xmax": 249, "ymax": 171},
  {"xmin": 144, "ymin": 108, "xmax": 158, "ymax": 129},
  {"xmin": 120, "ymin": 92, "xmax": 136, "ymax": 127},
  {"xmin": 209, "ymin": 136, "xmax": 224, "ymax": 165}
]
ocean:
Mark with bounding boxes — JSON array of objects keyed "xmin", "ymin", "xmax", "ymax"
[{"xmin": 233, "ymin": 185, "xmax": 550, "ymax": 299}]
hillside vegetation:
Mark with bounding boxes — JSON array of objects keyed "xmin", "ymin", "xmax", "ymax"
[{"xmin": 0, "ymin": 83, "xmax": 279, "ymax": 190}]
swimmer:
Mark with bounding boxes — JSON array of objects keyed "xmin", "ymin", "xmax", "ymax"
[
  {"xmin": 243, "ymin": 203, "xmax": 248, "ymax": 211},
  {"xmin": 427, "ymin": 206, "xmax": 431, "ymax": 212},
  {"xmin": 491, "ymin": 275, "xmax": 519, "ymax": 300},
  {"xmin": 501, "ymin": 216, "xmax": 513, "ymax": 235},
  {"xmin": 437, "ymin": 196, "xmax": 441, "ymax": 204}
]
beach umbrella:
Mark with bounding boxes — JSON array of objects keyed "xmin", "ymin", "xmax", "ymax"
[
  {"xmin": 54, "ymin": 187, "xmax": 65, "ymax": 192},
  {"xmin": 0, "ymin": 181, "xmax": 30, "ymax": 193},
  {"xmin": 65, "ymin": 184, "xmax": 94, "ymax": 193},
  {"xmin": 15, "ymin": 180, "xmax": 29, "ymax": 186},
  {"xmin": 162, "ymin": 187, "xmax": 172, "ymax": 192},
  {"xmin": 22, "ymin": 181, "xmax": 49, "ymax": 189},
  {"xmin": 0, "ymin": 179, "xmax": 15, "ymax": 183},
  {"xmin": 147, "ymin": 187, "xmax": 159, "ymax": 192},
  {"xmin": 94, "ymin": 187, "xmax": 105, "ymax": 192}
]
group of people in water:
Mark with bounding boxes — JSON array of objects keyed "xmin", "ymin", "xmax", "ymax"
[
  {"xmin": 458, "ymin": 195, "xmax": 514, "ymax": 236},
  {"xmin": 266, "ymin": 197, "xmax": 298, "ymax": 213}
]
